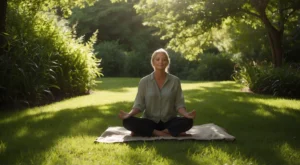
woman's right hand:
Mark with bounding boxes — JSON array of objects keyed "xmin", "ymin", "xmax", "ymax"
[
  {"xmin": 184, "ymin": 110, "xmax": 196, "ymax": 119},
  {"xmin": 118, "ymin": 110, "xmax": 131, "ymax": 120}
]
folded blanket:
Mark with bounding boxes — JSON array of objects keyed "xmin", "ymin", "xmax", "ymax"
[{"xmin": 95, "ymin": 123, "xmax": 235, "ymax": 143}]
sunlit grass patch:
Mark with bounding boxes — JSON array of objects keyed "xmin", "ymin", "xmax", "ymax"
[
  {"xmin": 40, "ymin": 137, "xmax": 172, "ymax": 165},
  {"xmin": 276, "ymin": 143, "xmax": 300, "ymax": 165},
  {"xmin": 188, "ymin": 145, "xmax": 258, "ymax": 165},
  {"xmin": 253, "ymin": 108, "xmax": 276, "ymax": 118},
  {"xmin": 15, "ymin": 126, "xmax": 30, "ymax": 138}
]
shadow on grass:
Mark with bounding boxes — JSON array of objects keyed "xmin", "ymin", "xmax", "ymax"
[
  {"xmin": 183, "ymin": 84, "xmax": 300, "ymax": 165},
  {"xmin": 0, "ymin": 101, "xmax": 132, "ymax": 165},
  {"xmin": 0, "ymin": 81, "xmax": 299, "ymax": 165}
]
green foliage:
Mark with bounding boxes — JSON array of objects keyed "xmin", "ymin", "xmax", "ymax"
[
  {"xmin": 68, "ymin": 0, "xmax": 166, "ymax": 78},
  {"xmin": 226, "ymin": 19, "xmax": 271, "ymax": 63},
  {"xmin": 168, "ymin": 50, "xmax": 197, "ymax": 79},
  {"xmin": 168, "ymin": 50, "xmax": 235, "ymax": 81},
  {"xmin": 94, "ymin": 41, "xmax": 153, "ymax": 77},
  {"xmin": 94, "ymin": 41, "xmax": 126, "ymax": 77},
  {"xmin": 69, "ymin": 0, "xmax": 163, "ymax": 50},
  {"xmin": 233, "ymin": 63, "xmax": 300, "ymax": 99},
  {"xmin": 135, "ymin": 0, "xmax": 300, "ymax": 66},
  {"xmin": 0, "ymin": 5, "xmax": 100, "ymax": 107},
  {"xmin": 284, "ymin": 14, "xmax": 300, "ymax": 63},
  {"xmin": 9, "ymin": 0, "xmax": 97, "ymax": 17},
  {"xmin": 253, "ymin": 66, "xmax": 300, "ymax": 98},
  {"xmin": 134, "ymin": 0, "xmax": 246, "ymax": 56},
  {"xmin": 187, "ymin": 53, "xmax": 235, "ymax": 81},
  {"xmin": 232, "ymin": 63, "xmax": 262, "ymax": 88},
  {"xmin": 123, "ymin": 51, "xmax": 152, "ymax": 77}
]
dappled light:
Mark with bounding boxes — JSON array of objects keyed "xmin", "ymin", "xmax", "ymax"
[
  {"xmin": 1, "ymin": 78, "xmax": 300, "ymax": 164},
  {"xmin": 253, "ymin": 108, "xmax": 276, "ymax": 118},
  {"xmin": 248, "ymin": 98, "xmax": 300, "ymax": 110},
  {"xmin": 189, "ymin": 145, "xmax": 258, "ymax": 165},
  {"xmin": 15, "ymin": 126, "xmax": 29, "ymax": 138},
  {"xmin": 0, "ymin": 101, "xmax": 134, "ymax": 164},
  {"xmin": 276, "ymin": 143, "xmax": 300, "ymax": 165},
  {"xmin": 42, "ymin": 139, "xmax": 173, "ymax": 164}
]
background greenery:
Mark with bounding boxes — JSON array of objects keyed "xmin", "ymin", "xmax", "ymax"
[{"xmin": 0, "ymin": 0, "xmax": 299, "ymax": 106}]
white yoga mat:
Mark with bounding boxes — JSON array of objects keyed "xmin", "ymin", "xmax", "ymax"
[{"xmin": 95, "ymin": 123, "xmax": 235, "ymax": 143}]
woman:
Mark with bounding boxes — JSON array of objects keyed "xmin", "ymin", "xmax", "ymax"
[{"xmin": 118, "ymin": 48, "xmax": 196, "ymax": 137}]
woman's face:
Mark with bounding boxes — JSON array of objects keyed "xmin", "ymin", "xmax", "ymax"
[{"xmin": 153, "ymin": 52, "xmax": 169, "ymax": 71}]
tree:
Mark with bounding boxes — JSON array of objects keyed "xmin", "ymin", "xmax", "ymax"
[
  {"xmin": 135, "ymin": 0, "xmax": 300, "ymax": 67},
  {"xmin": 0, "ymin": 0, "xmax": 8, "ymax": 56},
  {"xmin": 226, "ymin": 18, "xmax": 271, "ymax": 63},
  {"xmin": 69, "ymin": 0, "xmax": 144, "ymax": 47},
  {"xmin": 69, "ymin": 0, "xmax": 166, "ymax": 77},
  {"xmin": 69, "ymin": 0, "xmax": 164, "ymax": 51}
]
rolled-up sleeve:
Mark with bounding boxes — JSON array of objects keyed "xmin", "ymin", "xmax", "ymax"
[
  {"xmin": 175, "ymin": 79, "xmax": 185, "ymax": 110},
  {"xmin": 132, "ymin": 79, "xmax": 146, "ymax": 111}
]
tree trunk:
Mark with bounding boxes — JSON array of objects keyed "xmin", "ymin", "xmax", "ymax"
[
  {"xmin": 260, "ymin": 12, "xmax": 284, "ymax": 67},
  {"xmin": 267, "ymin": 29, "xmax": 283, "ymax": 67},
  {"xmin": 0, "ymin": 0, "xmax": 8, "ymax": 56},
  {"xmin": 251, "ymin": 0, "xmax": 284, "ymax": 67}
]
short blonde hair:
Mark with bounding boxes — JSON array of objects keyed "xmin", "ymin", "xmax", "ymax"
[{"xmin": 151, "ymin": 48, "xmax": 171, "ymax": 73}]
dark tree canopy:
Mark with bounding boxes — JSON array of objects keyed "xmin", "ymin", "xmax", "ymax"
[{"xmin": 135, "ymin": 0, "xmax": 300, "ymax": 67}]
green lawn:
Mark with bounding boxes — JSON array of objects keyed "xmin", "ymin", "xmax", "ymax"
[{"xmin": 0, "ymin": 77, "xmax": 300, "ymax": 165}]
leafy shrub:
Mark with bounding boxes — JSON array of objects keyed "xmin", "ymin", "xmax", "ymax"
[
  {"xmin": 168, "ymin": 50, "xmax": 195, "ymax": 79},
  {"xmin": 233, "ymin": 63, "xmax": 300, "ymax": 99},
  {"xmin": 187, "ymin": 53, "xmax": 235, "ymax": 81},
  {"xmin": 94, "ymin": 41, "xmax": 126, "ymax": 77},
  {"xmin": 123, "ymin": 51, "xmax": 152, "ymax": 77},
  {"xmin": 232, "ymin": 62, "xmax": 261, "ymax": 88},
  {"xmin": 0, "ymin": 6, "xmax": 100, "ymax": 107}
]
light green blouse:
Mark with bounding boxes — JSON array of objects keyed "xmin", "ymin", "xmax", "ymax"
[{"xmin": 133, "ymin": 72, "xmax": 186, "ymax": 123}]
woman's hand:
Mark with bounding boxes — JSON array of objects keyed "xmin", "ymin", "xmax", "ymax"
[
  {"xmin": 118, "ymin": 110, "xmax": 131, "ymax": 120},
  {"xmin": 184, "ymin": 110, "xmax": 196, "ymax": 119},
  {"xmin": 178, "ymin": 108, "xmax": 196, "ymax": 119}
]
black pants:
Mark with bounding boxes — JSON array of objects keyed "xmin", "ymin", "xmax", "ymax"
[{"xmin": 123, "ymin": 116, "xmax": 193, "ymax": 137}]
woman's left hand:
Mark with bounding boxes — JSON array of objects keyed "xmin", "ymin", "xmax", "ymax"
[
  {"xmin": 118, "ymin": 110, "xmax": 131, "ymax": 120},
  {"xmin": 178, "ymin": 108, "xmax": 196, "ymax": 119},
  {"xmin": 183, "ymin": 110, "xmax": 196, "ymax": 119}
]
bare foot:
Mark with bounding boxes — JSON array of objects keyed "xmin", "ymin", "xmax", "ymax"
[
  {"xmin": 162, "ymin": 129, "xmax": 169, "ymax": 134},
  {"xmin": 152, "ymin": 129, "xmax": 171, "ymax": 136},
  {"xmin": 130, "ymin": 132, "xmax": 138, "ymax": 136},
  {"xmin": 162, "ymin": 129, "xmax": 192, "ymax": 137}
]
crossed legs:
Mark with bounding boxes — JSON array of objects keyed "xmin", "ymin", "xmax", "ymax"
[{"xmin": 123, "ymin": 117, "xmax": 193, "ymax": 137}]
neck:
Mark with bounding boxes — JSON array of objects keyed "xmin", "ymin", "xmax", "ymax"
[{"xmin": 154, "ymin": 70, "xmax": 167, "ymax": 80}]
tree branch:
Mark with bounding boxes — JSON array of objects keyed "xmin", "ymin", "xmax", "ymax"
[
  {"xmin": 283, "ymin": 0, "xmax": 300, "ymax": 18},
  {"xmin": 278, "ymin": 0, "xmax": 285, "ymax": 33},
  {"xmin": 250, "ymin": 0, "xmax": 270, "ymax": 13},
  {"xmin": 286, "ymin": 8, "xmax": 300, "ymax": 18},
  {"xmin": 240, "ymin": 9, "xmax": 261, "ymax": 18},
  {"xmin": 0, "ymin": 0, "xmax": 8, "ymax": 56}
]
